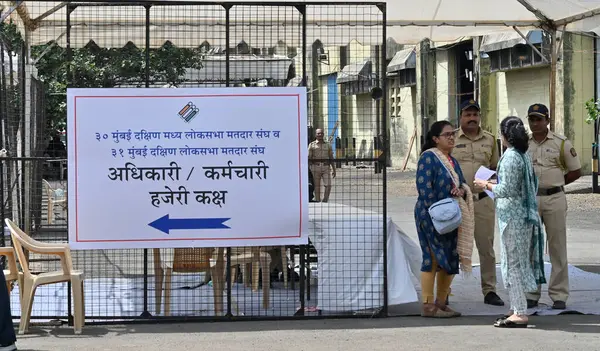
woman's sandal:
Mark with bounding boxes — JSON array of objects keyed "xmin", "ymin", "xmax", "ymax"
[
  {"xmin": 495, "ymin": 311, "xmax": 516, "ymax": 322},
  {"xmin": 442, "ymin": 306, "xmax": 462, "ymax": 317},
  {"xmin": 421, "ymin": 305, "xmax": 457, "ymax": 318},
  {"xmin": 494, "ymin": 318, "xmax": 528, "ymax": 328},
  {"xmin": 435, "ymin": 302, "xmax": 461, "ymax": 317}
]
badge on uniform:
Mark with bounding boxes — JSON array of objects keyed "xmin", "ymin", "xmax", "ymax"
[{"xmin": 570, "ymin": 148, "xmax": 577, "ymax": 157}]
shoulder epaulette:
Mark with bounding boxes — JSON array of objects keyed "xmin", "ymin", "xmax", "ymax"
[{"xmin": 553, "ymin": 133, "xmax": 567, "ymax": 141}]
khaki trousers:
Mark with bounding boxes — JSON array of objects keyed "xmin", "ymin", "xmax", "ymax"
[
  {"xmin": 474, "ymin": 195, "xmax": 497, "ymax": 296},
  {"xmin": 420, "ymin": 248, "xmax": 454, "ymax": 304},
  {"xmin": 310, "ymin": 165, "xmax": 331, "ymax": 202},
  {"xmin": 527, "ymin": 192, "xmax": 569, "ymax": 302}
]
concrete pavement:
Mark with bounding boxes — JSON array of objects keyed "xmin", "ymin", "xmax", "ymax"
[{"xmin": 12, "ymin": 315, "xmax": 600, "ymax": 351}]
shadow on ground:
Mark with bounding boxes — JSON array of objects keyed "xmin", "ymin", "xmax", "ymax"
[{"xmin": 15, "ymin": 314, "xmax": 600, "ymax": 341}]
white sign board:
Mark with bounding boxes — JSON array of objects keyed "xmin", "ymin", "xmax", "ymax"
[{"xmin": 67, "ymin": 87, "xmax": 309, "ymax": 250}]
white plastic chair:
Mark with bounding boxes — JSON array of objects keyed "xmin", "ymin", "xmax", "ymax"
[
  {"xmin": 42, "ymin": 179, "xmax": 67, "ymax": 224},
  {"xmin": 5, "ymin": 219, "xmax": 85, "ymax": 334},
  {"xmin": 0, "ymin": 246, "xmax": 21, "ymax": 298}
]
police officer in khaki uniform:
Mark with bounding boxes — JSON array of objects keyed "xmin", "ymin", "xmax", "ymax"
[
  {"xmin": 526, "ymin": 103, "xmax": 581, "ymax": 310},
  {"xmin": 308, "ymin": 129, "xmax": 336, "ymax": 202},
  {"xmin": 452, "ymin": 99, "xmax": 504, "ymax": 306}
]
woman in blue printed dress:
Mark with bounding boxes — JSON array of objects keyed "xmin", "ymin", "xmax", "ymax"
[
  {"xmin": 475, "ymin": 116, "xmax": 546, "ymax": 328},
  {"xmin": 414, "ymin": 120, "xmax": 468, "ymax": 318}
]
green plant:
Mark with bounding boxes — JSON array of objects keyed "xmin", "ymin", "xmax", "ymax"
[{"xmin": 585, "ymin": 98, "xmax": 600, "ymax": 125}]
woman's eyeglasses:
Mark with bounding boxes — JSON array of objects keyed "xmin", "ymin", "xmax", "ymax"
[{"xmin": 439, "ymin": 131, "xmax": 457, "ymax": 139}]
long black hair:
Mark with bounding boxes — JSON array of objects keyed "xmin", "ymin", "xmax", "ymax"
[
  {"xmin": 500, "ymin": 116, "xmax": 529, "ymax": 153},
  {"xmin": 421, "ymin": 120, "xmax": 453, "ymax": 154}
]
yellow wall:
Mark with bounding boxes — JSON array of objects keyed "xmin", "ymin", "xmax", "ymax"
[
  {"xmin": 344, "ymin": 93, "xmax": 374, "ymax": 158},
  {"xmin": 383, "ymin": 35, "xmax": 594, "ymax": 173},
  {"xmin": 495, "ymin": 66, "xmax": 551, "ymax": 128},
  {"xmin": 318, "ymin": 44, "xmax": 342, "ymax": 76},
  {"xmin": 313, "ymin": 40, "xmax": 376, "ymax": 158},
  {"xmin": 436, "ymin": 50, "xmax": 450, "ymax": 121},
  {"xmin": 340, "ymin": 40, "xmax": 375, "ymax": 158},
  {"xmin": 563, "ymin": 33, "xmax": 595, "ymax": 173},
  {"xmin": 318, "ymin": 75, "xmax": 330, "ymax": 134},
  {"xmin": 478, "ymin": 58, "xmax": 498, "ymax": 136},
  {"xmin": 348, "ymin": 39, "xmax": 372, "ymax": 64},
  {"xmin": 481, "ymin": 33, "xmax": 593, "ymax": 173},
  {"xmin": 389, "ymin": 80, "xmax": 418, "ymax": 169}
]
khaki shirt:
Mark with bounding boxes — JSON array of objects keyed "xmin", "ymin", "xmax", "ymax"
[
  {"xmin": 528, "ymin": 131, "xmax": 581, "ymax": 188},
  {"xmin": 308, "ymin": 140, "xmax": 333, "ymax": 165},
  {"xmin": 452, "ymin": 127, "xmax": 499, "ymax": 192}
]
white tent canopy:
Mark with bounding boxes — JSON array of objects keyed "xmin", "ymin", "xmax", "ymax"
[{"xmin": 2, "ymin": 0, "xmax": 600, "ymax": 48}]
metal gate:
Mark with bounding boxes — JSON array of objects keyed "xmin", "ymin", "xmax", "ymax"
[{"xmin": 1, "ymin": 0, "xmax": 388, "ymax": 324}]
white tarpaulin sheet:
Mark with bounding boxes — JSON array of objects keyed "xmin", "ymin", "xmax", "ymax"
[
  {"xmin": 3, "ymin": 0, "xmax": 600, "ymax": 47},
  {"xmin": 308, "ymin": 203, "xmax": 421, "ymax": 312}
]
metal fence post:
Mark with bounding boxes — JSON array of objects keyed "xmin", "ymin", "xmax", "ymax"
[
  {"xmin": 379, "ymin": 2, "xmax": 389, "ymax": 317},
  {"xmin": 0, "ymin": 39, "xmax": 5, "ymax": 264},
  {"xmin": 224, "ymin": 3, "xmax": 233, "ymax": 319},
  {"xmin": 141, "ymin": 3, "xmax": 153, "ymax": 319},
  {"xmin": 65, "ymin": 3, "xmax": 74, "ymax": 327}
]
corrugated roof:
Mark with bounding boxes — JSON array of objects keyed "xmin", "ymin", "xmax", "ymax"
[
  {"xmin": 386, "ymin": 46, "xmax": 416, "ymax": 74},
  {"xmin": 480, "ymin": 30, "xmax": 544, "ymax": 52},
  {"xmin": 337, "ymin": 60, "xmax": 371, "ymax": 84}
]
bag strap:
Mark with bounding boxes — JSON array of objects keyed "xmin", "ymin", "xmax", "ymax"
[{"xmin": 427, "ymin": 150, "xmax": 459, "ymax": 188}]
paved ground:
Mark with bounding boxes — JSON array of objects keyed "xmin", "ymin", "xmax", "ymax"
[{"xmin": 13, "ymin": 315, "xmax": 600, "ymax": 351}]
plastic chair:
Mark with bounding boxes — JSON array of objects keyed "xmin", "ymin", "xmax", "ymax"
[
  {"xmin": 154, "ymin": 247, "xmax": 272, "ymax": 315},
  {"xmin": 153, "ymin": 247, "xmax": 220, "ymax": 316},
  {"xmin": 4, "ymin": 219, "xmax": 85, "ymax": 334},
  {"xmin": 226, "ymin": 248, "xmax": 272, "ymax": 309},
  {"xmin": 0, "ymin": 246, "xmax": 21, "ymax": 297},
  {"xmin": 42, "ymin": 179, "xmax": 67, "ymax": 224},
  {"xmin": 240, "ymin": 246, "xmax": 288, "ymax": 290}
]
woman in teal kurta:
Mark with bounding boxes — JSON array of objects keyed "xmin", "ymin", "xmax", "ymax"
[{"xmin": 475, "ymin": 116, "xmax": 546, "ymax": 328}]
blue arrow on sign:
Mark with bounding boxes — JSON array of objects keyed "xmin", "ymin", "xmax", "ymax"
[{"xmin": 148, "ymin": 214, "xmax": 231, "ymax": 234}]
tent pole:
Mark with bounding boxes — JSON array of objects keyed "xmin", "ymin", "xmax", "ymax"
[
  {"xmin": 594, "ymin": 37, "xmax": 600, "ymax": 193},
  {"xmin": 549, "ymin": 29, "xmax": 558, "ymax": 132}
]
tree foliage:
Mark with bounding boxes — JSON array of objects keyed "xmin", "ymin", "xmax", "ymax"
[
  {"xmin": 2, "ymin": 21, "xmax": 204, "ymax": 135},
  {"xmin": 0, "ymin": 21, "xmax": 25, "ymax": 155},
  {"xmin": 585, "ymin": 98, "xmax": 600, "ymax": 144},
  {"xmin": 32, "ymin": 40, "xmax": 204, "ymax": 133}
]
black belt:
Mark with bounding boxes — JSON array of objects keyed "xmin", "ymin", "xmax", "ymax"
[{"xmin": 537, "ymin": 186, "xmax": 564, "ymax": 196}]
